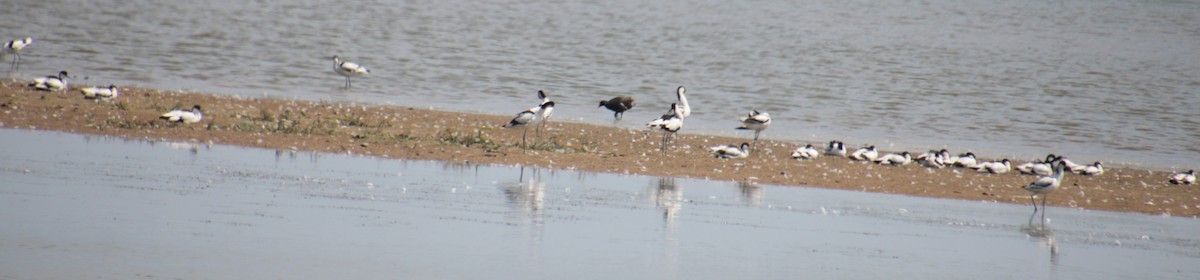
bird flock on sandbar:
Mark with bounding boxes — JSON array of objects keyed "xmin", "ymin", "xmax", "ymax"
[{"xmin": 5, "ymin": 35, "xmax": 1195, "ymax": 223}]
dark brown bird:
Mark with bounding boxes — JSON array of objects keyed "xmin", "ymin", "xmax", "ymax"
[{"xmin": 599, "ymin": 96, "xmax": 635, "ymax": 120}]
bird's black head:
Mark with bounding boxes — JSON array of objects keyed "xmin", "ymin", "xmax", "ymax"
[{"xmin": 598, "ymin": 100, "xmax": 607, "ymax": 107}]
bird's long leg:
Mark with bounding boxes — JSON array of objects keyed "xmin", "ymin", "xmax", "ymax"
[
  {"xmin": 660, "ymin": 132, "xmax": 671, "ymax": 155},
  {"xmin": 1040, "ymin": 194, "xmax": 1049, "ymax": 225},
  {"xmin": 1030, "ymin": 194, "xmax": 1038, "ymax": 212},
  {"xmin": 521, "ymin": 126, "xmax": 529, "ymax": 149}
]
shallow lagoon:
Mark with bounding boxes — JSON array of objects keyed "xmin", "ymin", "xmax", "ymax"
[{"xmin": 1, "ymin": 129, "xmax": 1197, "ymax": 279}]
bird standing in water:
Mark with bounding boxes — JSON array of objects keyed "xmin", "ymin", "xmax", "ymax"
[
  {"xmin": 599, "ymin": 96, "xmax": 635, "ymax": 121},
  {"xmin": 331, "ymin": 55, "xmax": 369, "ymax": 89}
]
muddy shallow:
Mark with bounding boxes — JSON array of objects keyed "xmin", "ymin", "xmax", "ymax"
[{"xmin": 1, "ymin": 129, "xmax": 1197, "ymax": 279}]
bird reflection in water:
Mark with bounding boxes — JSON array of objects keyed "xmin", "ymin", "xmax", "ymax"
[
  {"xmin": 504, "ymin": 166, "xmax": 546, "ymax": 262},
  {"xmin": 737, "ymin": 180, "xmax": 764, "ymax": 207},
  {"xmin": 1021, "ymin": 216, "xmax": 1060, "ymax": 269},
  {"xmin": 504, "ymin": 166, "xmax": 545, "ymax": 219},
  {"xmin": 650, "ymin": 178, "xmax": 683, "ymax": 230}
]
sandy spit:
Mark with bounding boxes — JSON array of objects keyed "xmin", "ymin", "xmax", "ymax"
[{"xmin": 2, "ymin": 80, "xmax": 1197, "ymax": 217}]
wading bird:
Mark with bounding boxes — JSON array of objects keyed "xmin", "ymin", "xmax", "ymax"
[
  {"xmin": 1024, "ymin": 160, "xmax": 1068, "ymax": 224},
  {"xmin": 331, "ymin": 55, "xmax": 369, "ymax": 88},
  {"xmin": 503, "ymin": 102, "xmax": 552, "ymax": 149},
  {"xmin": 736, "ymin": 110, "xmax": 771, "ymax": 145},
  {"xmin": 599, "ymin": 96, "xmax": 635, "ymax": 120},
  {"xmin": 647, "ymin": 103, "xmax": 684, "ymax": 153},
  {"xmin": 3, "ymin": 37, "xmax": 32, "ymax": 71}
]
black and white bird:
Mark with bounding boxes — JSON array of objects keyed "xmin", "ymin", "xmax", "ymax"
[
  {"xmin": 875, "ymin": 152, "xmax": 912, "ymax": 166},
  {"xmin": 599, "ymin": 96, "xmax": 635, "ymax": 120},
  {"xmin": 81, "ymin": 85, "xmax": 119, "ymax": 100},
  {"xmin": 825, "ymin": 140, "xmax": 847, "ymax": 157},
  {"xmin": 503, "ymin": 102, "xmax": 551, "ymax": 148},
  {"xmin": 952, "ymin": 152, "xmax": 978, "ymax": 168},
  {"xmin": 1074, "ymin": 161, "xmax": 1103, "ymax": 176},
  {"xmin": 976, "ymin": 159, "xmax": 1012, "ymax": 174},
  {"xmin": 647, "ymin": 103, "xmax": 684, "ymax": 152},
  {"xmin": 1023, "ymin": 160, "xmax": 1068, "ymax": 224},
  {"xmin": 29, "ymin": 71, "xmax": 71, "ymax": 91},
  {"xmin": 1059, "ymin": 157, "xmax": 1083, "ymax": 171},
  {"xmin": 674, "ymin": 86, "xmax": 691, "ymax": 119},
  {"xmin": 791, "ymin": 144, "xmax": 820, "ymax": 160},
  {"xmin": 535, "ymin": 90, "xmax": 554, "ymax": 136},
  {"xmin": 710, "ymin": 142, "xmax": 751, "ymax": 159},
  {"xmin": 848, "ymin": 145, "xmax": 878, "ymax": 161},
  {"xmin": 1169, "ymin": 170, "xmax": 1195, "ymax": 185},
  {"xmin": 1017, "ymin": 154, "xmax": 1059, "ymax": 176},
  {"xmin": 3, "ymin": 37, "xmax": 32, "ymax": 71},
  {"xmin": 915, "ymin": 149, "xmax": 949, "ymax": 168},
  {"xmin": 736, "ymin": 110, "xmax": 771, "ymax": 144},
  {"xmin": 331, "ymin": 55, "xmax": 369, "ymax": 88},
  {"xmin": 160, "ymin": 105, "xmax": 204, "ymax": 124}
]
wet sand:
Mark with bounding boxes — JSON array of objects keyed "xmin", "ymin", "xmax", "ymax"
[{"xmin": 2, "ymin": 80, "xmax": 1197, "ymax": 217}]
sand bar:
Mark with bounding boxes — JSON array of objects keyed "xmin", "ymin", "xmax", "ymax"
[{"xmin": 2, "ymin": 80, "xmax": 1196, "ymax": 217}]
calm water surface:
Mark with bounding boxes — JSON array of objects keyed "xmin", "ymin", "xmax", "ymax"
[
  {"xmin": 1, "ymin": 0, "xmax": 1197, "ymax": 168},
  {"xmin": 1, "ymin": 129, "xmax": 1198, "ymax": 279}
]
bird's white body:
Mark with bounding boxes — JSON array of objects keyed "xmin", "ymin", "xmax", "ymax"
[
  {"xmin": 2, "ymin": 37, "xmax": 31, "ymax": 54},
  {"xmin": 976, "ymin": 159, "xmax": 1012, "ymax": 174},
  {"xmin": 647, "ymin": 103, "xmax": 683, "ymax": 133},
  {"xmin": 536, "ymin": 90, "xmax": 554, "ymax": 123},
  {"xmin": 1017, "ymin": 162, "xmax": 1053, "ymax": 176},
  {"xmin": 849, "ymin": 146, "xmax": 878, "ymax": 161},
  {"xmin": 875, "ymin": 152, "xmax": 912, "ymax": 166},
  {"xmin": 3, "ymin": 37, "xmax": 32, "ymax": 71},
  {"xmin": 824, "ymin": 140, "xmax": 846, "ymax": 157},
  {"xmin": 504, "ymin": 106, "xmax": 542, "ymax": 128},
  {"xmin": 675, "ymin": 86, "xmax": 690, "ymax": 119},
  {"xmin": 332, "ymin": 55, "xmax": 369, "ymax": 88},
  {"xmin": 916, "ymin": 149, "xmax": 949, "ymax": 168},
  {"xmin": 1169, "ymin": 170, "xmax": 1195, "ymax": 185},
  {"xmin": 1074, "ymin": 161, "xmax": 1103, "ymax": 176},
  {"xmin": 710, "ymin": 143, "xmax": 751, "ymax": 159},
  {"xmin": 1060, "ymin": 158, "xmax": 1082, "ymax": 171},
  {"xmin": 953, "ymin": 153, "xmax": 978, "ymax": 168},
  {"xmin": 161, "ymin": 105, "xmax": 204, "ymax": 124},
  {"xmin": 81, "ymin": 85, "xmax": 119, "ymax": 100},
  {"xmin": 1024, "ymin": 161, "xmax": 1068, "ymax": 224},
  {"xmin": 1024, "ymin": 164, "xmax": 1066, "ymax": 195},
  {"xmin": 792, "ymin": 144, "xmax": 820, "ymax": 160},
  {"xmin": 737, "ymin": 110, "xmax": 771, "ymax": 132},
  {"xmin": 648, "ymin": 103, "xmax": 685, "ymax": 152},
  {"xmin": 30, "ymin": 71, "xmax": 70, "ymax": 91}
]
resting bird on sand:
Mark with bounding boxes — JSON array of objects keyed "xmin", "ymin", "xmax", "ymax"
[
  {"xmin": 791, "ymin": 144, "xmax": 820, "ymax": 160},
  {"xmin": 710, "ymin": 142, "xmax": 751, "ymax": 159},
  {"xmin": 29, "ymin": 71, "xmax": 71, "ymax": 91},
  {"xmin": 161, "ymin": 105, "xmax": 204, "ymax": 124},
  {"xmin": 81, "ymin": 85, "xmax": 119, "ymax": 100}
]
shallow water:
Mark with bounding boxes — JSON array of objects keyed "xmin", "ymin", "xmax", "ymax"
[
  {"xmin": 1, "ymin": 129, "xmax": 1197, "ymax": 279},
  {"xmin": 2, "ymin": 0, "xmax": 1197, "ymax": 169}
]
